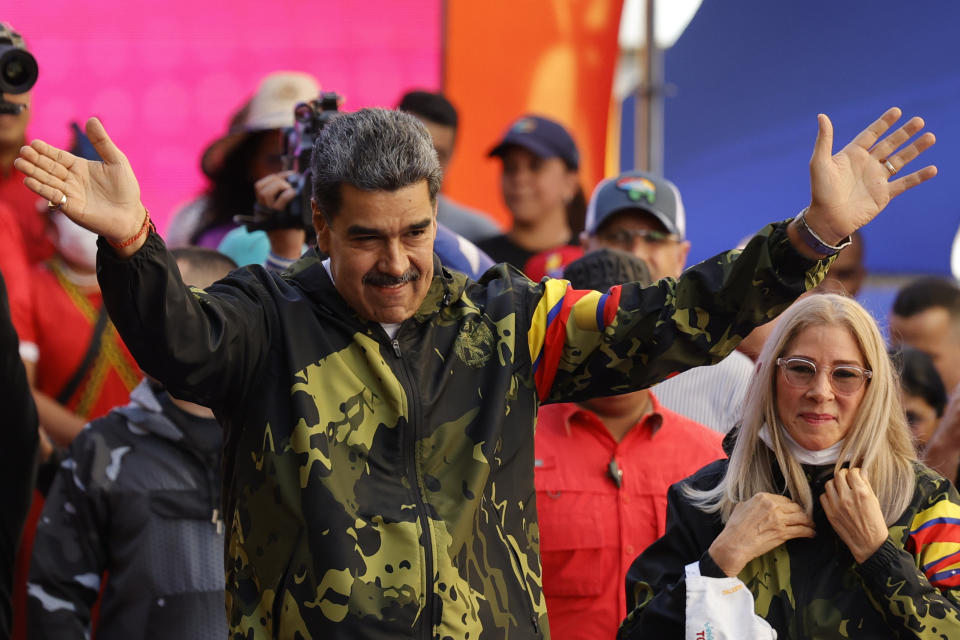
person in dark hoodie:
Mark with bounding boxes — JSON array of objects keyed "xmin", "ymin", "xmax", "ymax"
[
  {"xmin": 26, "ymin": 247, "xmax": 235, "ymax": 640},
  {"xmin": 0, "ymin": 268, "xmax": 39, "ymax": 639}
]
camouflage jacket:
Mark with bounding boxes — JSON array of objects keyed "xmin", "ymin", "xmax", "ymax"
[
  {"xmin": 620, "ymin": 459, "xmax": 960, "ymax": 639},
  {"xmin": 27, "ymin": 379, "xmax": 226, "ymax": 640},
  {"xmin": 98, "ymin": 221, "xmax": 825, "ymax": 639}
]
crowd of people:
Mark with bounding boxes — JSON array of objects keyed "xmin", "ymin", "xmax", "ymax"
[{"xmin": 3, "ymin": 20, "xmax": 960, "ymax": 640}]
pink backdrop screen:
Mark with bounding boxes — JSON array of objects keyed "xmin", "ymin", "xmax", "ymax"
[{"xmin": 5, "ymin": 1, "xmax": 442, "ymax": 231}]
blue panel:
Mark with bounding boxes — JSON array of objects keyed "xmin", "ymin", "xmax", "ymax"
[{"xmin": 656, "ymin": 0, "xmax": 960, "ymax": 275}]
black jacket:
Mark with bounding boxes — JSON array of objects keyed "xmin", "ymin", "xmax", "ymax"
[{"xmin": 0, "ymin": 271, "xmax": 38, "ymax": 638}]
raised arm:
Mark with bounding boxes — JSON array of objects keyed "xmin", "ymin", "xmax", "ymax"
[
  {"xmin": 526, "ymin": 108, "xmax": 936, "ymax": 403},
  {"xmin": 14, "ymin": 118, "xmax": 274, "ymax": 408}
]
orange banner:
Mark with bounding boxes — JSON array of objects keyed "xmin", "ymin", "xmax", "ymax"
[{"xmin": 444, "ymin": 0, "xmax": 624, "ymax": 229}]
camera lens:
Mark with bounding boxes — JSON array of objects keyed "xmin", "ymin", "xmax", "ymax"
[
  {"xmin": 294, "ymin": 103, "xmax": 314, "ymax": 123},
  {"xmin": 4, "ymin": 61, "xmax": 24, "ymax": 82},
  {"xmin": 0, "ymin": 46, "xmax": 38, "ymax": 94}
]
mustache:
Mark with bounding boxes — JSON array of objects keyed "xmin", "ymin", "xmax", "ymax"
[{"xmin": 362, "ymin": 268, "xmax": 421, "ymax": 287}]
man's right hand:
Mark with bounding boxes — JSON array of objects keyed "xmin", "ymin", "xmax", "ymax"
[
  {"xmin": 255, "ymin": 170, "xmax": 298, "ymax": 212},
  {"xmin": 708, "ymin": 492, "xmax": 816, "ymax": 577},
  {"xmin": 14, "ymin": 117, "xmax": 148, "ymax": 257},
  {"xmin": 256, "ymin": 171, "xmax": 307, "ymax": 261}
]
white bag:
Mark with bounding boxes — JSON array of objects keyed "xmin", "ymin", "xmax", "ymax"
[{"xmin": 684, "ymin": 561, "xmax": 777, "ymax": 640}]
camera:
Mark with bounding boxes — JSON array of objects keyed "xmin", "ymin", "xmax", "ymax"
[
  {"xmin": 0, "ymin": 23, "xmax": 38, "ymax": 114},
  {"xmin": 236, "ymin": 91, "xmax": 341, "ymax": 234}
]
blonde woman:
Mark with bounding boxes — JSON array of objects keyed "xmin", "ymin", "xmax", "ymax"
[{"xmin": 619, "ymin": 294, "xmax": 960, "ymax": 639}]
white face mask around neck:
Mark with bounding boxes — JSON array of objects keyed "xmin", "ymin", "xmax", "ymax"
[
  {"xmin": 758, "ymin": 422, "xmax": 845, "ymax": 466},
  {"xmin": 52, "ymin": 212, "xmax": 99, "ymax": 271}
]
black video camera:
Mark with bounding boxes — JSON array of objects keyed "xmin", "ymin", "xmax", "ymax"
[
  {"xmin": 0, "ymin": 23, "xmax": 38, "ymax": 115},
  {"xmin": 236, "ymin": 91, "xmax": 341, "ymax": 234}
]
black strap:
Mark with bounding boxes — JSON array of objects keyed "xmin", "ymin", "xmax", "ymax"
[{"xmin": 56, "ymin": 307, "xmax": 110, "ymax": 406}]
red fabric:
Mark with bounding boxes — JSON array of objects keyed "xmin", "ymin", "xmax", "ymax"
[
  {"xmin": 535, "ymin": 394, "xmax": 725, "ymax": 640},
  {"xmin": 524, "ymin": 245, "xmax": 584, "ymax": 281},
  {"xmin": 11, "ymin": 494, "xmax": 43, "ymax": 640},
  {"xmin": 0, "ymin": 166, "xmax": 55, "ymax": 265},
  {"xmin": 0, "ymin": 202, "xmax": 34, "ymax": 339},
  {"xmin": 27, "ymin": 263, "xmax": 138, "ymax": 417},
  {"xmin": 533, "ymin": 287, "xmax": 592, "ymax": 399}
]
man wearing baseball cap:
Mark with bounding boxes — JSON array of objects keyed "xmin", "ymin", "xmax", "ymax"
[
  {"xmin": 478, "ymin": 115, "xmax": 584, "ymax": 271},
  {"xmin": 582, "ymin": 170, "xmax": 755, "ymax": 433}
]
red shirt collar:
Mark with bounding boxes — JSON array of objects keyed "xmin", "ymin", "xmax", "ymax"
[{"xmin": 565, "ymin": 393, "xmax": 665, "ymax": 440}]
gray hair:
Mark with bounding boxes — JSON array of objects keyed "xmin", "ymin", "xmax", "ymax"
[{"xmin": 310, "ymin": 108, "xmax": 443, "ymax": 220}]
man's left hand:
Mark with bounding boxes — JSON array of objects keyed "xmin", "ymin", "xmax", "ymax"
[
  {"xmin": 820, "ymin": 467, "xmax": 888, "ymax": 564},
  {"xmin": 800, "ymin": 108, "xmax": 937, "ymax": 249}
]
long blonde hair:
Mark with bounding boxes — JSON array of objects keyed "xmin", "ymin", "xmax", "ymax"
[{"xmin": 684, "ymin": 294, "xmax": 916, "ymax": 525}]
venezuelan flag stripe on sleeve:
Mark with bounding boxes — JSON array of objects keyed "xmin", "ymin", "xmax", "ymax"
[
  {"xmin": 907, "ymin": 500, "xmax": 960, "ymax": 590},
  {"xmin": 528, "ymin": 280, "xmax": 623, "ymax": 399}
]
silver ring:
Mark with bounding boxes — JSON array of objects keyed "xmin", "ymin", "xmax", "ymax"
[
  {"xmin": 883, "ymin": 159, "xmax": 897, "ymax": 176},
  {"xmin": 47, "ymin": 194, "xmax": 67, "ymax": 211}
]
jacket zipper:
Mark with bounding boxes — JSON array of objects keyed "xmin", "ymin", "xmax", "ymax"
[
  {"xmin": 184, "ymin": 447, "xmax": 223, "ymax": 535},
  {"xmin": 205, "ymin": 461, "xmax": 223, "ymax": 535},
  {"xmin": 391, "ymin": 336, "xmax": 436, "ymax": 638},
  {"xmin": 179, "ymin": 435, "xmax": 224, "ymax": 535}
]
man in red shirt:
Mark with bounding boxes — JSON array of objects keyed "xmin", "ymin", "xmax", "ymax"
[{"xmin": 534, "ymin": 249, "xmax": 726, "ymax": 640}]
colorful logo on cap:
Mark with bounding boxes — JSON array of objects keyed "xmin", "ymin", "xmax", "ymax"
[
  {"xmin": 511, "ymin": 118, "xmax": 537, "ymax": 133},
  {"xmin": 616, "ymin": 176, "xmax": 656, "ymax": 204}
]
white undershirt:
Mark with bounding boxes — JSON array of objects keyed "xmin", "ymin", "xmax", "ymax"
[{"xmin": 322, "ymin": 258, "xmax": 401, "ymax": 339}]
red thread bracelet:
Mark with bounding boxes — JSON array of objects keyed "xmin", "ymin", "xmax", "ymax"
[{"xmin": 108, "ymin": 209, "xmax": 154, "ymax": 249}]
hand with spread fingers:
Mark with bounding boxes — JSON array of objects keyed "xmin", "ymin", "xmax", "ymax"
[
  {"xmin": 820, "ymin": 467, "xmax": 889, "ymax": 564},
  {"xmin": 795, "ymin": 107, "xmax": 937, "ymax": 254},
  {"xmin": 13, "ymin": 117, "xmax": 148, "ymax": 257},
  {"xmin": 708, "ymin": 492, "xmax": 816, "ymax": 577}
]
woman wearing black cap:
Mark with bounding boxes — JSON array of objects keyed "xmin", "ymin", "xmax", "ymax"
[{"xmin": 478, "ymin": 115, "xmax": 585, "ymax": 272}]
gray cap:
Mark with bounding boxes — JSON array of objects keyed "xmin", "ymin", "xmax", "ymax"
[{"xmin": 585, "ymin": 170, "xmax": 686, "ymax": 239}]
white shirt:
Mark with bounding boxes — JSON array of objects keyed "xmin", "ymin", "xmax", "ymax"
[{"xmin": 652, "ymin": 349, "xmax": 755, "ymax": 433}]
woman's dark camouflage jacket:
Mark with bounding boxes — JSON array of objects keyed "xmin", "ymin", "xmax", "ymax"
[{"xmin": 620, "ymin": 459, "xmax": 960, "ymax": 638}]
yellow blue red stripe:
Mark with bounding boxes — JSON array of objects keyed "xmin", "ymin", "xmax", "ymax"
[
  {"xmin": 528, "ymin": 281, "xmax": 624, "ymax": 399},
  {"xmin": 906, "ymin": 500, "xmax": 960, "ymax": 589}
]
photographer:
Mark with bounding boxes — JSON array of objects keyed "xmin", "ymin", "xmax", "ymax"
[
  {"xmin": 0, "ymin": 23, "xmax": 53, "ymax": 265},
  {"xmin": 165, "ymin": 72, "xmax": 320, "ymax": 250}
]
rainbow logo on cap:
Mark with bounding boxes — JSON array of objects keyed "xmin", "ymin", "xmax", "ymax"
[
  {"xmin": 511, "ymin": 118, "xmax": 537, "ymax": 133},
  {"xmin": 616, "ymin": 176, "xmax": 656, "ymax": 204}
]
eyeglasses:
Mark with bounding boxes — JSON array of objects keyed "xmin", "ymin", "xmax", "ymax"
[
  {"xmin": 776, "ymin": 357, "xmax": 872, "ymax": 394},
  {"xmin": 597, "ymin": 228, "xmax": 679, "ymax": 249}
]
